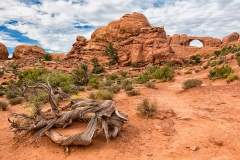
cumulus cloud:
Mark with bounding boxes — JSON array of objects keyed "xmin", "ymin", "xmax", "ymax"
[{"xmin": 0, "ymin": 0, "xmax": 239, "ymax": 54}]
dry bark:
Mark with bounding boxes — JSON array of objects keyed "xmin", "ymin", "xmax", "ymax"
[{"xmin": 8, "ymin": 81, "xmax": 128, "ymax": 146}]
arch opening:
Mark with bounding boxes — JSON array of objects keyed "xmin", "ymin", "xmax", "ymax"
[{"xmin": 189, "ymin": 40, "xmax": 203, "ymax": 47}]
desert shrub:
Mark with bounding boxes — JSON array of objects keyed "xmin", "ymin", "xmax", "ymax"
[
  {"xmin": 103, "ymin": 80, "xmax": 114, "ymax": 87},
  {"xmin": 11, "ymin": 64, "xmax": 19, "ymax": 70},
  {"xmin": 126, "ymin": 90, "xmax": 140, "ymax": 96},
  {"xmin": 136, "ymin": 99, "xmax": 157, "ymax": 118},
  {"xmin": 1, "ymin": 81, "xmax": 8, "ymax": 85},
  {"xmin": 78, "ymin": 86, "xmax": 85, "ymax": 92},
  {"xmin": 107, "ymin": 74, "xmax": 118, "ymax": 80},
  {"xmin": 43, "ymin": 52, "xmax": 52, "ymax": 61},
  {"xmin": 130, "ymin": 62, "xmax": 138, "ymax": 68},
  {"xmin": 236, "ymin": 52, "xmax": 240, "ymax": 57},
  {"xmin": 9, "ymin": 97, "xmax": 23, "ymax": 105},
  {"xmin": 190, "ymin": 54, "xmax": 201, "ymax": 65},
  {"xmin": 184, "ymin": 70, "xmax": 192, "ymax": 74},
  {"xmin": 151, "ymin": 65, "xmax": 174, "ymax": 82},
  {"xmin": 18, "ymin": 68, "xmax": 49, "ymax": 83},
  {"xmin": 73, "ymin": 64, "xmax": 89, "ymax": 85},
  {"xmin": 90, "ymin": 90, "xmax": 114, "ymax": 100},
  {"xmin": 6, "ymin": 91, "xmax": 17, "ymax": 99},
  {"xmin": 122, "ymin": 79, "xmax": 133, "ymax": 91},
  {"xmin": 226, "ymin": 73, "xmax": 239, "ymax": 83},
  {"xmin": 210, "ymin": 60, "xmax": 218, "ymax": 67},
  {"xmin": 145, "ymin": 81, "xmax": 155, "ymax": 89},
  {"xmin": 208, "ymin": 65, "xmax": 233, "ymax": 80},
  {"xmin": 182, "ymin": 79, "xmax": 202, "ymax": 90},
  {"xmin": 0, "ymin": 91, "xmax": 5, "ymax": 97},
  {"xmin": 103, "ymin": 42, "xmax": 119, "ymax": 65},
  {"xmin": 106, "ymin": 85, "xmax": 121, "ymax": 94},
  {"xmin": 91, "ymin": 57, "xmax": 105, "ymax": 74},
  {"xmin": 0, "ymin": 71, "xmax": 4, "ymax": 77},
  {"xmin": 0, "ymin": 101, "xmax": 8, "ymax": 111},
  {"xmin": 214, "ymin": 50, "xmax": 221, "ymax": 57},
  {"xmin": 236, "ymin": 56, "xmax": 240, "ymax": 66},
  {"xmin": 195, "ymin": 69, "xmax": 200, "ymax": 73},
  {"xmin": 136, "ymin": 72, "xmax": 151, "ymax": 84},
  {"xmin": 88, "ymin": 77, "xmax": 101, "ymax": 89},
  {"xmin": 119, "ymin": 71, "xmax": 129, "ymax": 78}
]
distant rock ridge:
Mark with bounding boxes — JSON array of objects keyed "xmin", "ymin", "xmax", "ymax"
[
  {"xmin": 0, "ymin": 42, "xmax": 9, "ymax": 60},
  {"xmin": 67, "ymin": 12, "xmax": 240, "ymax": 65},
  {"xmin": 13, "ymin": 45, "xmax": 45, "ymax": 59}
]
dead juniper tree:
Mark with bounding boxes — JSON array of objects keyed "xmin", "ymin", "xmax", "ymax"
[{"xmin": 8, "ymin": 77, "xmax": 128, "ymax": 146}]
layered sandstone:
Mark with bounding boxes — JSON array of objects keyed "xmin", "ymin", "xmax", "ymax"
[
  {"xmin": 67, "ymin": 12, "xmax": 175, "ymax": 66},
  {"xmin": 169, "ymin": 34, "xmax": 222, "ymax": 57},
  {"xmin": 222, "ymin": 32, "xmax": 240, "ymax": 46},
  {"xmin": 0, "ymin": 42, "xmax": 9, "ymax": 60},
  {"xmin": 50, "ymin": 53, "xmax": 66, "ymax": 60},
  {"xmin": 13, "ymin": 45, "xmax": 45, "ymax": 59}
]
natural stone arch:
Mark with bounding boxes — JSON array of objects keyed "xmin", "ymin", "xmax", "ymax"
[{"xmin": 189, "ymin": 39, "xmax": 204, "ymax": 47}]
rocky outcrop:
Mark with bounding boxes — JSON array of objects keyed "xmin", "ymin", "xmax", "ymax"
[
  {"xmin": 169, "ymin": 34, "xmax": 222, "ymax": 57},
  {"xmin": 222, "ymin": 32, "xmax": 240, "ymax": 46},
  {"xmin": 67, "ymin": 12, "xmax": 175, "ymax": 66},
  {"xmin": 13, "ymin": 45, "xmax": 45, "ymax": 59},
  {"xmin": 50, "ymin": 53, "xmax": 66, "ymax": 60},
  {"xmin": 0, "ymin": 42, "xmax": 9, "ymax": 60}
]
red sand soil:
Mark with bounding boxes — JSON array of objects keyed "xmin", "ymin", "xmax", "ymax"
[{"xmin": 0, "ymin": 60, "xmax": 240, "ymax": 159}]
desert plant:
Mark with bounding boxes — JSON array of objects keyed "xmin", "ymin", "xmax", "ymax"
[
  {"xmin": 122, "ymin": 80, "xmax": 133, "ymax": 91},
  {"xmin": 0, "ymin": 101, "xmax": 8, "ymax": 111},
  {"xmin": 107, "ymin": 74, "xmax": 118, "ymax": 80},
  {"xmin": 9, "ymin": 97, "xmax": 23, "ymax": 105},
  {"xmin": 0, "ymin": 70, "xmax": 4, "ymax": 77},
  {"xmin": 88, "ymin": 77, "xmax": 101, "ymax": 89},
  {"xmin": 145, "ymin": 81, "xmax": 156, "ymax": 89},
  {"xmin": 106, "ymin": 85, "xmax": 121, "ymax": 94},
  {"xmin": 90, "ymin": 90, "xmax": 114, "ymax": 100},
  {"xmin": 0, "ymin": 91, "xmax": 5, "ymax": 97},
  {"xmin": 103, "ymin": 42, "xmax": 119, "ymax": 65},
  {"xmin": 236, "ymin": 56, "xmax": 240, "ymax": 66},
  {"xmin": 190, "ymin": 54, "xmax": 201, "ymax": 65},
  {"xmin": 136, "ymin": 99, "xmax": 157, "ymax": 118},
  {"xmin": 226, "ymin": 73, "xmax": 239, "ymax": 83},
  {"xmin": 182, "ymin": 79, "xmax": 202, "ymax": 90},
  {"xmin": 126, "ymin": 90, "xmax": 140, "ymax": 96},
  {"xmin": 119, "ymin": 71, "xmax": 129, "ymax": 78},
  {"xmin": 91, "ymin": 58, "xmax": 105, "ymax": 74},
  {"xmin": 208, "ymin": 65, "xmax": 233, "ymax": 80},
  {"xmin": 149, "ymin": 65, "xmax": 174, "ymax": 82},
  {"xmin": 184, "ymin": 70, "xmax": 192, "ymax": 74},
  {"xmin": 210, "ymin": 60, "xmax": 218, "ymax": 67},
  {"xmin": 43, "ymin": 52, "xmax": 52, "ymax": 61},
  {"xmin": 73, "ymin": 64, "xmax": 89, "ymax": 85},
  {"xmin": 6, "ymin": 91, "xmax": 17, "ymax": 99},
  {"xmin": 130, "ymin": 62, "xmax": 138, "ymax": 68}
]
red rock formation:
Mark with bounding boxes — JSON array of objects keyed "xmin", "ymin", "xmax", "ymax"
[
  {"xmin": 13, "ymin": 45, "xmax": 45, "ymax": 59},
  {"xmin": 50, "ymin": 53, "xmax": 66, "ymax": 60},
  {"xmin": 222, "ymin": 32, "xmax": 240, "ymax": 46},
  {"xmin": 169, "ymin": 34, "xmax": 222, "ymax": 57},
  {"xmin": 0, "ymin": 42, "xmax": 9, "ymax": 60},
  {"xmin": 67, "ymin": 12, "xmax": 175, "ymax": 66}
]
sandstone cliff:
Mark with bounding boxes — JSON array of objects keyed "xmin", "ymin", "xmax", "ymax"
[
  {"xmin": 0, "ymin": 42, "xmax": 9, "ymax": 60},
  {"xmin": 13, "ymin": 45, "xmax": 45, "ymax": 59},
  {"xmin": 67, "ymin": 12, "xmax": 176, "ymax": 66}
]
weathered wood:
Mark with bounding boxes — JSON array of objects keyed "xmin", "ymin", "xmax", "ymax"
[{"xmin": 9, "ymin": 80, "xmax": 128, "ymax": 146}]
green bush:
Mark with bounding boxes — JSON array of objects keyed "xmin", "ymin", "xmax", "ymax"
[
  {"xmin": 18, "ymin": 68, "xmax": 49, "ymax": 83},
  {"xmin": 107, "ymin": 74, "xmax": 118, "ymax": 80},
  {"xmin": 126, "ymin": 90, "xmax": 140, "ymax": 96},
  {"xmin": 226, "ymin": 73, "xmax": 239, "ymax": 83},
  {"xmin": 136, "ymin": 99, "xmax": 157, "ymax": 118},
  {"xmin": 190, "ymin": 54, "xmax": 201, "ymax": 65},
  {"xmin": 91, "ymin": 57, "xmax": 105, "ymax": 74},
  {"xmin": 9, "ymin": 97, "xmax": 23, "ymax": 105},
  {"xmin": 119, "ymin": 71, "xmax": 129, "ymax": 78},
  {"xmin": 0, "ymin": 101, "xmax": 8, "ymax": 111},
  {"xmin": 208, "ymin": 65, "xmax": 233, "ymax": 80},
  {"xmin": 145, "ymin": 81, "xmax": 156, "ymax": 89},
  {"xmin": 0, "ymin": 91, "xmax": 5, "ymax": 97},
  {"xmin": 103, "ymin": 42, "xmax": 119, "ymax": 65},
  {"xmin": 182, "ymin": 79, "xmax": 202, "ymax": 90},
  {"xmin": 0, "ymin": 71, "xmax": 4, "ymax": 77},
  {"xmin": 73, "ymin": 64, "xmax": 89, "ymax": 85},
  {"xmin": 210, "ymin": 60, "xmax": 218, "ymax": 67},
  {"xmin": 90, "ymin": 90, "xmax": 114, "ymax": 100},
  {"xmin": 106, "ymin": 85, "xmax": 121, "ymax": 94},
  {"xmin": 43, "ymin": 53, "xmax": 52, "ymax": 61},
  {"xmin": 130, "ymin": 62, "xmax": 138, "ymax": 68},
  {"xmin": 184, "ymin": 71, "xmax": 192, "ymax": 75},
  {"xmin": 122, "ymin": 80, "xmax": 133, "ymax": 91},
  {"xmin": 88, "ymin": 78, "xmax": 101, "ymax": 89},
  {"xmin": 151, "ymin": 65, "xmax": 174, "ymax": 82},
  {"xmin": 6, "ymin": 91, "xmax": 17, "ymax": 99},
  {"xmin": 236, "ymin": 56, "xmax": 240, "ymax": 66}
]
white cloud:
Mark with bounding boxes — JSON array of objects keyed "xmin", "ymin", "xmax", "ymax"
[{"xmin": 0, "ymin": 0, "xmax": 239, "ymax": 53}]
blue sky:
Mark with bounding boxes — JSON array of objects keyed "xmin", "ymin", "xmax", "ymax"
[{"xmin": 0, "ymin": 0, "xmax": 240, "ymax": 57}]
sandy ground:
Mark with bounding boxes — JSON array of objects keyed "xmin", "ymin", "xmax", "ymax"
[{"xmin": 0, "ymin": 60, "xmax": 240, "ymax": 160}]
